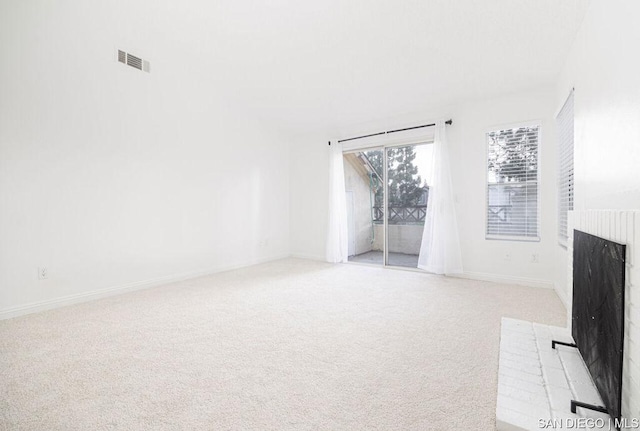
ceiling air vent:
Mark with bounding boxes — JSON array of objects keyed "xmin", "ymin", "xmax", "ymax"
[{"xmin": 117, "ymin": 49, "xmax": 150, "ymax": 73}]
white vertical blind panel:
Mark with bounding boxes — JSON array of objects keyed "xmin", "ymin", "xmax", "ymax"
[{"xmin": 557, "ymin": 91, "xmax": 575, "ymax": 244}]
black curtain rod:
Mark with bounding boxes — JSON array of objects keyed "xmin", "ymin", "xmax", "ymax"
[{"xmin": 332, "ymin": 119, "xmax": 452, "ymax": 145}]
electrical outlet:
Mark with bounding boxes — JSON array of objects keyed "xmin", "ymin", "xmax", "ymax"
[
  {"xmin": 38, "ymin": 267, "xmax": 48, "ymax": 280},
  {"xmin": 531, "ymin": 253, "xmax": 539, "ymax": 263}
]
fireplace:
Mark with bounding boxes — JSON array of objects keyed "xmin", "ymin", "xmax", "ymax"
[
  {"xmin": 572, "ymin": 229, "xmax": 626, "ymax": 422},
  {"xmin": 566, "ymin": 210, "xmax": 640, "ymax": 419},
  {"xmin": 495, "ymin": 211, "xmax": 638, "ymax": 431}
]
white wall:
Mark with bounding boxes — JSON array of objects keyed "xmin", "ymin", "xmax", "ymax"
[
  {"xmin": 553, "ymin": 0, "xmax": 640, "ymax": 419},
  {"xmin": 343, "ymin": 156, "xmax": 377, "ymax": 256},
  {"xmin": 372, "ymin": 225, "xmax": 422, "ymax": 255},
  {"xmin": 550, "ymin": 0, "xmax": 640, "ymax": 307},
  {"xmin": 556, "ymin": 0, "xmax": 640, "ymax": 212},
  {"xmin": 553, "ymin": 0, "xmax": 640, "ymax": 308},
  {"xmin": 449, "ymin": 89, "xmax": 557, "ymax": 286},
  {"xmin": 0, "ymin": 1, "xmax": 290, "ymax": 316},
  {"xmin": 290, "ymin": 88, "xmax": 559, "ymax": 287},
  {"xmin": 289, "ymin": 136, "xmax": 328, "ymax": 261}
]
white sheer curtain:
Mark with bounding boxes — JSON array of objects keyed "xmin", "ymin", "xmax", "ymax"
[
  {"xmin": 326, "ymin": 141, "xmax": 348, "ymax": 263},
  {"xmin": 417, "ymin": 121, "xmax": 463, "ymax": 275}
]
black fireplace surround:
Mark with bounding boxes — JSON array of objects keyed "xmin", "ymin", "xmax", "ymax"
[{"xmin": 572, "ymin": 230, "xmax": 626, "ymax": 422}]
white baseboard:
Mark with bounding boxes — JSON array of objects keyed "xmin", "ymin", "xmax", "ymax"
[
  {"xmin": 289, "ymin": 253, "xmax": 326, "ymax": 262},
  {"xmin": 0, "ymin": 253, "xmax": 290, "ymax": 320},
  {"xmin": 451, "ymin": 271, "xmax": 554, "ymax": 289}
]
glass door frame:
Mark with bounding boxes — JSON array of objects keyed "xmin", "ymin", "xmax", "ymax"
[
  {"xmin": 342, "ymin": 138, "xmax": 433, "ymax": 269},
  {"xmin": 343, "ymin": 146, "xmax": 386, "ymax": 266}
]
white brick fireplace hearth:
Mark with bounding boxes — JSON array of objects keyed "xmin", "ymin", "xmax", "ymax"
[
  {"xmin": 496, "ymin": 318, "xmax": 610, "ymax": 430},
  {"xmin": 496, "ymin": 210, "xmax": 639, "ymax": 430}
]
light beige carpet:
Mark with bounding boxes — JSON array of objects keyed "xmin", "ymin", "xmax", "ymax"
[{"xmin": 0, "ymin": 258, "xmax": 565, "ymax": 430}]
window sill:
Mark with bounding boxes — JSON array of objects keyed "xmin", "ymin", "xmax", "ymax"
[{"xmin": 485, "ymin": 235, "xmax": 541, "ymax": 242}]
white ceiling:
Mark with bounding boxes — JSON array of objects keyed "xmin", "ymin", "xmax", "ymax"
[{"xmin": 152, "ymin": 0, "xmax": 590, "ymax": 136}]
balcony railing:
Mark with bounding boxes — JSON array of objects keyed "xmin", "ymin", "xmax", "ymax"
[{"xmin": 373, "ymin": 205, "xmax": 427, "ymax": 224}]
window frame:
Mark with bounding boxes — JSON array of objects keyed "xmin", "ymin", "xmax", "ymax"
[{"xmin": 484, "ymin": 121, "xmax": 542, "ymax": 242}]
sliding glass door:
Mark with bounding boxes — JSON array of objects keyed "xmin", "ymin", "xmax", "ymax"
[
  {"xmin": 385, "ymin": 144, "xmax": 432, "ymax": 268},
  {"xmin": 343, "ymin": 142, "xmax": 432, "ymax": 268},
  {"xmin": 343, "ymin": 149, "xmax": 385, "ymax": 265}
]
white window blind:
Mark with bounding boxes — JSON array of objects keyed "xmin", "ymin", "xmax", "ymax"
[
  {"xmin": 486, "ymin": 125, "xmax": 540, "ymax": 241},
  {"xmin": 557, "ymin": 91, "xmax": 574, "ymax": 245}
]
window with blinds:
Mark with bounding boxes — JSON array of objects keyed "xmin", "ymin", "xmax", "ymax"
[
  {"xmin": 486, "ymin": 125, "xmax": 540, "ymax": 241},
  {"xmin": 557, "ymin": 91, "xmax": 574, "ymax": 245}
]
